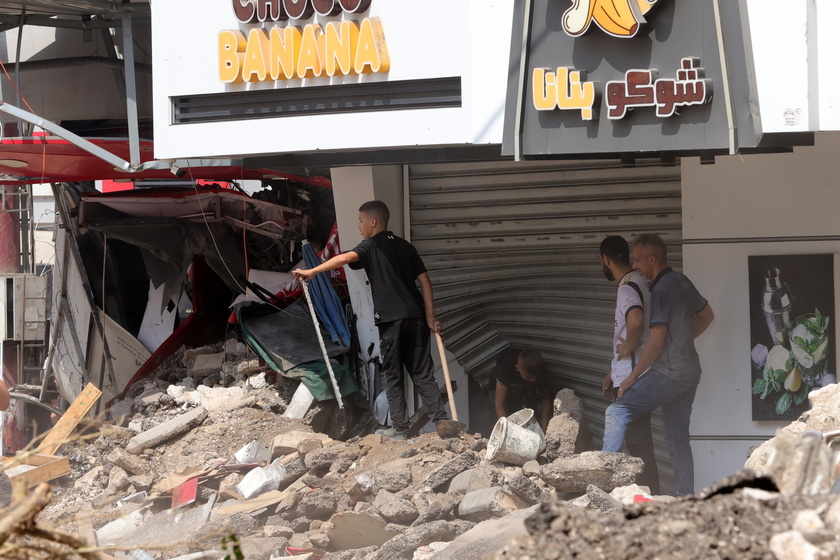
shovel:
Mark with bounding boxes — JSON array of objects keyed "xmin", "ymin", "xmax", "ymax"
[{"xmin": 434, "ymin": 331, "xmax": 467, "ymax": 438}]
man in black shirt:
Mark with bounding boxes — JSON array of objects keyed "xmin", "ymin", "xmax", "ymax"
[
  {"xmin": 494, "ymin": 347, "xmax": 553, "ymax": 431},
  {"xmin": 293, "ymin": 200, "xmax": 448, "ymax": 440}
]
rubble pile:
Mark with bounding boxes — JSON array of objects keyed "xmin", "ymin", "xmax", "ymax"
[
  {"xmin": 29, "ymin": 350, "xmax": 650, "ymax": 560},
  {"xmin": 500, "ymin": 383, "xmax": 840, "ymax": 560},
  {"xmin": 18, "ymin": 344, "xmax": 840, "ymax": 560}
]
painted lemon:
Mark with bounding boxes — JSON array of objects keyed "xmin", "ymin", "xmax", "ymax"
[
  {"xmin": 784, "ymin": 366, "xmax": 802, "ymax": 392},
  {"xmin": 766, "ymin": 345, "xmax": 790, "ymax": 373}
]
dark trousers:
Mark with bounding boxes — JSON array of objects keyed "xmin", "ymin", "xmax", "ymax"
[
  {"xmin": 612, "ymin": 388, "xmax": 661, "ymax": 495},
  {"xmin": 379, "ymin": 318, "xmax": 447, "ymax": 431}
]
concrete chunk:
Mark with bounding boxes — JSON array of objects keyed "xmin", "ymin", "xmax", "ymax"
[
  {"xmin": 457, "ymin": 486, "xmax": 528, "ymax": 522},
  {"xmin": 192, "ymin": 352, "xmax": 224, "ymax": 377},
  {"xmin": 420, "ymin": 452, "xmax": 479, "ymax": 490},
  {"xmin": 540, "ymin": 451, "xmax": 644, "ymax": 494},
  {"xmin": 271, "ymin": 430, "xmax": 331, "ymax": 460},
  {"xmin": 106, "ymin": 448, "xmax": 148, "ymax": 476},
  {"xmin": 126, "ymin": 406, "xmax": 207, "ymax": 454}
]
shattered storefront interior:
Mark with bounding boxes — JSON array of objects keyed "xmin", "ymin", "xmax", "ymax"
[{"xmin": 49, "ymin": 178, "xmax": 370, "ymax": 427}]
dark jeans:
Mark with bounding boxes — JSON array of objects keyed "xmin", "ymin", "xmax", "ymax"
[
  {"xmin": 379, "ymin": 318, "xmax": 447, "ymax": 431},
  {"xmin": 613, "ymin": 386, "xmax": 661, "ymax": 495}
]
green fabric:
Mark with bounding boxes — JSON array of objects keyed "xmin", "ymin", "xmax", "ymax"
[{"xmin": 285, "ymin": 360, "xmax": 360, "ymax": 402}]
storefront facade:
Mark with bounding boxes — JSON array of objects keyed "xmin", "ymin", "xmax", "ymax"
[{"xmin": 151, "ymin": 0, "xmax": 840, "ymax": 492}]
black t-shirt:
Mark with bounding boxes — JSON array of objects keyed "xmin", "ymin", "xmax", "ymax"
[
  {"xmin": 494, "ymin": 346, "xmax": 553, "ymax": 415},
  {"xmin": 349, "ymin": 231, "xmax": 427, "ymax": 324}
]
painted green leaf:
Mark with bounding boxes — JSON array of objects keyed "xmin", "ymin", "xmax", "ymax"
[{"xmin": 776, "ymin": 392, "xmax": 793, "ymax": 415}]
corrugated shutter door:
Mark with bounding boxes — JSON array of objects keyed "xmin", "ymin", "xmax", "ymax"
[{"xmin": 408, "ymin": 158, "xmax": 682, "ymax": 490}]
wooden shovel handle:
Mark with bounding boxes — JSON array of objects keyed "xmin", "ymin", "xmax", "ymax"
[{"xmin": 434, "ymin": 331, "xmax": 458, "ymax": 421}]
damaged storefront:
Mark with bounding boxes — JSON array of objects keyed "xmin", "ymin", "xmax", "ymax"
[
  {"xmin": 48, "ymin": 176, "xmax": 373, "ymax": 423},
  {"xmin": 142, "ymin": 0, "xmax": 840, "ymax": 495}
]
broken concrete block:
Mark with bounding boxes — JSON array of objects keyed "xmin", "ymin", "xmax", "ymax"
[
  {"xmin": 448, "ymin": 469, "xmax": 474, "ymax": 496},
  {"xmin": 769, "ymin": 531, "xmax": 824, "ymax": 560},
  {"xmin": 308, "ymin": 532, "xmax": 330, "ymax": 549},
  {"xmin": 194, "ymin": 385, "xmax": 248, "ymax": 412},
  {"xmin": 246, "ymin": 372, "xmax": 269, "ymax": 390},
  {"xmin": 456, "ymin": 486, "xmax": 528, "ymax": 522},
  {"xmin": 192, "ymin": 352, "xmax": 225, "ymax": 377},
  {"xmin": 106, "ymin": 448, "xmax": 148, "ymax": 476},
  {"xmin": 430, "ymin": 505, "xmax": 538, "ymax": 560},
  {"xmin": 413, "ymin": 542, "xmax": 451, "ymax": 560},
  {"xmin": 467, "ymin": 464, "xmax": 504, "ymax": 494},
  {"xmin": 544, "ymin": 389, "xmax": 593, "ymax": 460},
  {"xmin": 95, "ymin": 509, "xmax": 145, "ymax": 546},
  {"xmin": 224, "ymin": 338, "xmax": 246, "ymax": 355},
  {"xmin": 108, "ymin": 399, "xmax": 134, "ymax": 426},
  {"xmin": 297, "ymin": 438, "xmax": 324, "ymax": 457},
  {"xmin": 506, "ymin": 473, "xmax": 544, "ymax": 505},
  {"xmin": 129, "ymin": 474, "xmax": 154, "ymax": 491},
  {"xmin": 305, "ymin": 443, "xmax": 361, "ymax": 473},
  {"xmin": 271, "ymin": 431, "xmax": 330, "ymax": 460},
  {"xmin": 107, "ymin": 466, "xmax": 130, "ymax": 495},
  {"xmin": 276, "ymin": 453, "xmax": 308, "ymax": 489},
  {"xmin": 285, "ymin": 383, "xmax": 316, "ymax": 419},
  {"xmin": 522, "ymin": 460, "xmax": 541, "ymax": 476},
  {"xmin": 234, "ymin": 440, "xmax": 271, "ymax": 464},
  {"xmin": 75, "ymin": 466, "xmax": 104, "ymax": 491},
  {"xmin": 586, "ymin": 484, "xmax": 623, "ymax": 512},
  {"xmin": 373, "ymin": 490, "xmax": 419, "ymax": 524},
  {"xmin": 264, "ymin": 525, "xmax": 294, "ymax": 538},
  {"xmin": 366, "ymin": 458, "xmax": 416, "ymax": 493},
  {"xmin": 610, "ymin": 483, "xmax": 652, "ymax": 505},
  {"xmin": 236, "ymin": 359, "xmax": 262, "ymax": 376},
  {"xmin": 420, "ymin": 453, "xmax": 479, "ymax": 491},
  {"xmin": 539, "ymin": 451, "xmax": 644, "ymax": 494},
  {"xmin": 370, "ymin": 519, "xmax": 475, "ymax": 560},
  {"xmin": 126, "ymin": 406, "xmax": 207, "ymax": 454},
  {"xmin": 135, "ymin": 388, "xmax": 165, "ymax": 408},
  {"xmin": 297, "ymin": 488, "xmax": 339, "ymax": 519},
  {"xmin": 411, "ymin": 492, "xmax": 461, "ymax": 526}
]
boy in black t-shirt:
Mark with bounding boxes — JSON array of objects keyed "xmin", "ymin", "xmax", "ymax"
[
  {"xmin": 494, "ymin": 347, "xmax": 553, "ymax": 431},
  {"xmin": 293, "ymin": 200, "xmax": 449, "ymax": 441}
]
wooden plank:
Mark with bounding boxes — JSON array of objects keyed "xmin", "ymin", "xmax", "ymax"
[
  {"xmin": 75, "ymin": 513, "xmax": 97, "ymax": 547},
  {"xmin": 6, "ymin": 454, "xmax": 71, "ymax": 488},
  {"xmin": 38, "ymin": 382, "xmax": 102, "ymax": 455}
]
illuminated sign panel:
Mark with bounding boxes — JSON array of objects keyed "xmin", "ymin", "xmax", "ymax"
[
  {"xmin": 503, "ymin": 0, "xmax": 761, "ymax": 157},
  {"xmin": 218, "ymin": 0, "xmax": 389, "ymax": 84}
]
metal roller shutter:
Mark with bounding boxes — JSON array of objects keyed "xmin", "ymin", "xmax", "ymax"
[{"xmin": 408, "ymin": 157, "xmax": 682, "ymax": 490}]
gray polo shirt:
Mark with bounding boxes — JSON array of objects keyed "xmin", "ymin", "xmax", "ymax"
[{"xmin": 648, "ymin": 267, "xmax": 708, "ymax": 382}]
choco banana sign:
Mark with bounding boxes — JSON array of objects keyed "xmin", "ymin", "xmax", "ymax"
[{"xmin": 502, "ymin": 0, "xmax": 764, "ymax": 158}]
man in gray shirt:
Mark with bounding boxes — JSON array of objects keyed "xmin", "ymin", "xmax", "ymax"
[{"xmin": 602, "ymin": 233, "xmax": 714, "ymax": 496}]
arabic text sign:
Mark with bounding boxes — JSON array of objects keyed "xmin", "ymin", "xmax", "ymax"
[{"xmin": 533, "ymin": 57, "xmax": 712, "ymax": 121}]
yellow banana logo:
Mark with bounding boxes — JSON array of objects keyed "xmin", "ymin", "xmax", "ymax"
[{"xmin": 563, "ymin": 0, "xmax": 662, "ymax": 38}]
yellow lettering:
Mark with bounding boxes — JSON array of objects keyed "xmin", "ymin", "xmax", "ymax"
[
  {"xmin": 297, "ymin": 23, "xmax": 323, "ymax": 79},
  {"xmin": 242, "ymin": 28, "xmax": 271, "ymax": 82},
  {"xmin": 269, "ymin": 25, "xmax": 302, "ymax": 80},
  {"xmin": 219, "ymin": 30, "xmax": 247, "ymax": 83},
  {"xmin": 324, "ymin": 20, "xmax": 359, "ymax": 77},
  {"xmin": 532, "ymin": 68, "xmax": 558, "ymax": 110},
  {"xmin": 219, "ymin": 17, "xmax": 390, "ymax": 84},
  {"xmin": 354, "ymin": 17, "xmax": 389, "ymax": 74}
]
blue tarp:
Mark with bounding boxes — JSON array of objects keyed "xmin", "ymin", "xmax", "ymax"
[{"xmin": 303, "ymin": 242, "xmax": 352, "ymax": 347}]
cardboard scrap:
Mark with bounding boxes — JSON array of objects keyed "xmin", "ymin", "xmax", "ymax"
[{"xmin": 213, "ymin": 489, "xmax": 287, "ymax": 515}]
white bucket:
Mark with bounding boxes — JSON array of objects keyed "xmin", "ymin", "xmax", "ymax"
[
  {"xmin": 485, "ymin": 417, "xmax": 544, "ymax": 466},
  {"xmin": 506, "ymin": 408, "xmax": 547, "ymax": 454}
]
